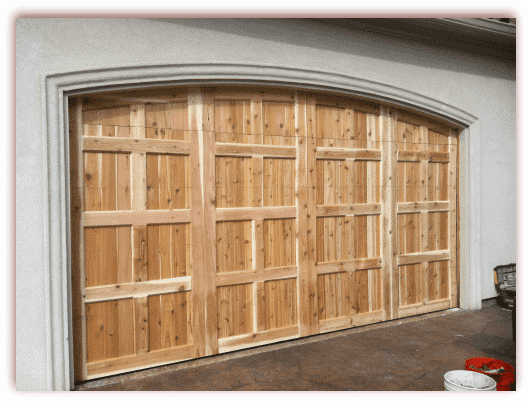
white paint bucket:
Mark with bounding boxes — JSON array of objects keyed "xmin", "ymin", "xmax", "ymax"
[{"xmin": 444, "ymin": 370, "xmax": 497, "ymax": 391}]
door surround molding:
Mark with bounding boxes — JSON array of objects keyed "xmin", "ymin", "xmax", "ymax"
[{"xmin": 40, "ymin": 62, "xmax": 481, "ymax": 390}]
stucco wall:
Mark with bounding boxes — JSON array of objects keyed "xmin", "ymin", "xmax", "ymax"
[{"xmin": 15, "ymin": 18, "xmax": 516, "ymax": 390}]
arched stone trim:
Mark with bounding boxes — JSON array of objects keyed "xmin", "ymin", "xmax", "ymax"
[{"xmin": 41, "ymin": 62, "xmax": 480, "ymax": 390}]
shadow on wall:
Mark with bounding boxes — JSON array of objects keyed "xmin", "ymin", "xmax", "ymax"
[{"xmin": 147, "ymin": 18, "xmax": 515, "ymax": 81}]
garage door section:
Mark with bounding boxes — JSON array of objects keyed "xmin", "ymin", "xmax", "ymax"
[{"xmin": 69, "ymin": 87, "xmax": 458, "ymax": 380}]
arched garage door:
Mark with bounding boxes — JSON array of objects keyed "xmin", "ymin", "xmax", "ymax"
[{"xmin": 69, "ymin": 86, "xmax": 458, "ymax": 380}]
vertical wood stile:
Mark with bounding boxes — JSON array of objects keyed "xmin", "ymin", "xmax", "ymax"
[
  {"xmin": 129, "ymin": 104, "xmax": 149, "ymax": 354},
  {"xmin": 203, "ymin": 93, "xmax": 218, "ymax": 354},
  {"xmin": 380, "ymin": 106, "xmax": 398, "ymax": 319},
  {"xmin": 448, "ymin": 129, "xmax": 458, "ymax": 307},
  {"xmin": 296, "ymin": 94, "xmax": 319, "ymax": 335},
  {"xmin": 419, "ymin": 126, "xmax": 429, "ymax": 304},
  {"xmin": 421, "ymin": 211, "xmax": 429, "ymax": 304},
  {"xmin": 135, "ymin": 296, "xmax": 149, "ymax": 354},
  {"xmin": 367, "ymin": 115, "xmax": 376, "ymax": 312},
  {"xmin": 253, "ymin": 219, "xmax": 266, "ymax": 332},
  {"xmin": 189, "ymin": 89, "xmax": 218, "ymax": 356},
  {"xmin": 70, "ymin": 98, "xmax": 87, "ymax": 380}
]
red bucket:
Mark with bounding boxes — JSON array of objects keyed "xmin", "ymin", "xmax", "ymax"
[{"xmin": 465, "ymin": 357, "xmax": 515, "ymax": 391}]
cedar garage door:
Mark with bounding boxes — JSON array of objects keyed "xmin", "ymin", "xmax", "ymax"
[{"xmin": 69, "ymin": 86, "xmax": 458, "ymax": 380}]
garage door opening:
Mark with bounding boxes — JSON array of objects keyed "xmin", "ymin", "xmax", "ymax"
[{"xmin": 68, "ymin": 85, "xmax": 459, "ymax": 381}]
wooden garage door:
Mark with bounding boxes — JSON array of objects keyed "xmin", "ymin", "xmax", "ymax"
[{"xmin": 69, "ymin": 86, "xmax": 458, "ymax": 380}]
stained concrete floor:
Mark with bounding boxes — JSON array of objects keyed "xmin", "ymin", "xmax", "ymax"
[{"xmin": 76, "ymin": 299, "xmax": 516, "ymax": 391}]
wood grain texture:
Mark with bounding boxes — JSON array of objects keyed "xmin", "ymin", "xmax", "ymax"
[
  {"xmin": 84, "ymin": 209, "xmax": 190, "ymax": 226},
  {"xmin": 380, "ymin": 105, "xmax": 398, "ymax": 320},
  {"xmin": 216, "ymin": 221, "xmax": 252, "ymax": 272},
  {"xmin": 146, "ymin": 154, "xmax": 191, "ymax": 210},
  {"xmin": 218, "ymin": 326, "xmax": 299, "ymax": 353},
  {"xmin": 148, "ymin": 291, "xmax": 191, "ymax": 352},
  {"xmin": 216, "ymin": 142, "xmax": 296, "ymax": 158},
  {"xmin": 87, "ymin": 344, "xmax": 194, "ymax": 380},
  {"xmin": 86, "ymin": 299, "xmax": 135, "ymax": 362},
  {"xmin": 70, "ymin": 99, "xmax": 87, "ymax": 380},
  {"xmin": 448, "ymin": 129, "xmax": 458, "ymax": 307},
  {"xmin": 73, "ymin": 87, "xmax": 459, "ymax": 380},
  {"xmin": 83, "ymin": 136, "xmax": 190, "ymax": 154},
  {"xmin": 264, "ymin": 279, "xmax": 298, "ymax": 330},
  {"xmin": 217, "ymin": 284, "xmax": 253, "ymax": 338},
  {"xmin": 297, "ymin": 95, "xmax": 319, "ymax": 336},
  {"xmin": 216, "ymin": 266, "xmax": 297, "ymax": 287},
  {"xmin": 318, "ymin": 310, "xmax": 384, "ymax": 333},
  {"xmin": 316, "ymin": 148, "xmax": 381, "ymax": 160},
  {"xmin": 85, "ymin": 277, "xmax": 191, "ymax": 303}
]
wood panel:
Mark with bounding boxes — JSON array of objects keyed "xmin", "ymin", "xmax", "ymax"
[
  {"xmin": 71, "ymin": 87, "xmax": 459, "ymax": 380},
  {"xmin": 217, "ymin": 284, "xmax": 253, "ymax": 338},
  {"xmin": 216, "ymin": 221, "xmax": 253, "ymax": 273},
  {"xmin": 148, "ymin": 291, "xmax": 192, "ymax": 352},
  {"xmin": 317, "ymin": 272, "xmax": 349, "ymax": 320},
  {"xmin": 147, "ymin": 223, "xmax": 191, "ymax": 280},
  {"xmin": 263, "ymin": 158, "xmax": 296, "ymax": 206},
  {"xmin": 263, "ymin": 219, "xmax": 296, "ymax": 268},
  {"xmin": 395, "ymin": 109, "xmax": 457, "ymax": 313},
  {"xmin": 264, "ymin": 279, "xmax": 298, "ymax": 330},
  {"xmin": 146, "ymin": 154, "xmax": 191, "ymax": 210},
  {"xmin": 85, "ymin": 299, "xmax": 135, "ymax": 362},
  {"xmin": 263, "ymin": 101, "xmax": 295, "ymax": 146}
]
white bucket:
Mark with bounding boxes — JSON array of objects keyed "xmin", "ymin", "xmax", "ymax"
[{"xmin": 444, "ymin": 370, "xmax": 497, "ymax": 391}]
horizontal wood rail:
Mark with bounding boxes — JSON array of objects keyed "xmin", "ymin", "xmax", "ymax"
[
  {"xmin": 316, "ymin": 203, "xmax": 381, "ymax": 217},
  {"xmin": 398, "ymin": 299, "xmax": 451, "ymax": 318},
  {"xmin": 216, "ymin": 206, "xmax": 296, "ymax": 221},
  {"xmin": 216, "ymin": 266, "xmax": 298, "ymax": 287},
  {"xmin": 218, "ymin": 326, "xmax": 299, "ymax": 353},
  {"xmin": 86, "ymin": 344, "xmax": 194, "ymax": 379},
  {"xmin": 85, "ymin": 277, "xmax": 192, "ymax": 303},
  {"xmin": 397, "ymin": 250, "xmax": 450, "ymax": 265},
  {"xmin": 83, "ymin": 136, "xmax": 190, "ymax": 155},
  {"xmin": 397, "ymin": 150, "xmax": 450, "ymax": 163},
  {"xmin": 398, "ymin": 201, "xmax": 450, "ymax": 213},
  {"xmin": 318, "ymin": 310, "xmax": 385, "ymax": 333},
  {"xmin": 316, "ymin": 147, "xmax": 381, "ymax": 160},
  {"xmin": 216, "ymin": 142, "xmax": 296, "ymax": 158},
  {"xmin": 84, "ymin": 209, "xmax": 191, "ymax": 227},
  {"xmin": 316, "ymin": 258, "xmax": 382, "ymax": 275}
]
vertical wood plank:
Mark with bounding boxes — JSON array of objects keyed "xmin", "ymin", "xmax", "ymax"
[
  {"xmin": 448, "ymin": 129, "xmax": 458, "ymax": 307},
  {"xmin": 296, "ymin": 93, "xmax": 318, "ymax": 335},
  {"xmin": 380, "ymin": 106, "xmax": 398, "ymax": 320},
  {"xmin": 421, "ymin": 211, "xmax": 430, "ymax": 304},
  {"xmin": 189, "ymin": 88, "xmax": 206, "ymax": 358},
  {"xmin": 117, "ymin": 299, "xmax": 135, "ymax": 357},
  {"xmin": 251, "ymin": 96, "xmax": 263, "ymax": 145},
  {"xmin": 130, "ymin": 103, "xmax": 147, "ymax": 290},
  {"xmin": 148, "ymin": 294, "xmax": 162, "ymax": 351},
  {"xmin": 253, "ymin": 219, "xmax": 266, "ymax": 332},
  {"xmin": 189, "ymin": 89, "xmax": 218, "ymax": 356},
  {"xmin": 135, "ymin": 296, "xmax": 149, "ymax": 354},
  {"xmin": 70, "ymin": 99, "xmax": 87, "ymax": 380},
  {"xmin": 85, "ymin": 302, "xmax": 104, "ymax": 363},
  {"xmin": 130, "ymin": 104, "xmax": 146, "ymax": 210},
  {"xmin": 133, "ymin": 226, "xmax": 147, "ymax": 283}
]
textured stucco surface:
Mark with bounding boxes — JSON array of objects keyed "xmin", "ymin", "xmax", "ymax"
[{"xmin": 15, "ymin": 18, "xmax": 515, "ymax": 390}]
